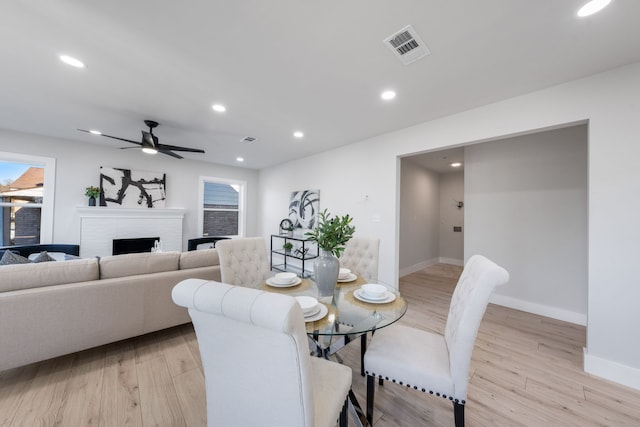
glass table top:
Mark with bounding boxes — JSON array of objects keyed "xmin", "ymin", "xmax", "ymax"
[{"xmin": 257, "ymin": 276, "xmax": 408, "ymax": 337}]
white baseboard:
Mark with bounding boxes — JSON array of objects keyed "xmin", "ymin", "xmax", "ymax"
[
  {"xmin": 584, "ymin": 349, "xmax": 640, "ymax": 391},
  {"xmin": 400, "ymin": 257, "xmax": 464, "ymax": 277},
  {"xmin": 490, "ymin": 293, "xmax": 587, "ymax": 326},
  {"xmin": 438, "ymin": 257, "xmax": 463, "ymax": 266},
  {"xmin": 399, "ymin": 258, "xmax": 439, "ymax": 277}
]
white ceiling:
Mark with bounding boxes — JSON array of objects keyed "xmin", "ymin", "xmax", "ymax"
[
  {"xmin": 2, "ymin": 1, "xmax": 639, "ymax": 169},
  {"xmin": 406, "ymin": 147, "xmax": 465, "ymax": 174}
]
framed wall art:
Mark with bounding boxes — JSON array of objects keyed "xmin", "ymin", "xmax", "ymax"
[
  {"xmin": 288, "ymin": 189, "xmax": 319, "ymax": 230},
  {"xmin": 99, "ymin": 167, "xmax": 166, "ymax": 208}
]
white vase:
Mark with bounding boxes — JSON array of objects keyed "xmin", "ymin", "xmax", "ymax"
[{"xmin": 314, "ymin": 250, "xmax": 340, "ymax": 298}]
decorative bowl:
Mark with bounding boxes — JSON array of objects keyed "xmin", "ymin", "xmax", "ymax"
[{"xmin": 361, "ymin": 283, "xmax": 387, "ymax": 299}]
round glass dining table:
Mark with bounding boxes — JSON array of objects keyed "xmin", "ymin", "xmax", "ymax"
[{"xmin": 259, "ymin": 275, "xmax": 408, "ymax": 354}]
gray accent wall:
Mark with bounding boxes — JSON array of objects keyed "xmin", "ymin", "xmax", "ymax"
[
  {"xmin": 439, "ymin": 171, "xmax": 464, "ymax": 264},
  {"xmin": 465, "ymin": 125, "xmax": 588, "ymax": 323},
  {"xmin": 399, "ymin": 160, "xmax": 440, "ymax": 272}
]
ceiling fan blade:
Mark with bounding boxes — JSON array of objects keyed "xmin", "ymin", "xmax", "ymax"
[
  {"xmin": 157, "ymin": 143, "xmax": 205, "ymax": 153},
  {"xmin": 159, "ymin": 150, "xmax": 183, "ymax": 159},
  {"xmin": 119, "ymin": 146, "xmax": 141, "ymax": 150},
  {"xmin": 78, "ymin": 129, "xmax": 142, "ymax": 145}
]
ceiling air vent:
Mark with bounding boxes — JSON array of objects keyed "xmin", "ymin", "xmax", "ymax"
[
  {"xmin": 383, "ymin": 25, "xmax": 430, "ymax": 65},
  {"xmin": 240, "ymin": 136, "xmax": 257, "ymax": 144}
]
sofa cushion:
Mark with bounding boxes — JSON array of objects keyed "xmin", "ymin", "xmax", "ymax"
[
  {"xmin": 99, "ymin": 251, "xmax": 180, "ymax": 279},
  {"xmin": 0, "ymin": 258, "xmax": 100, "ymax": 293},
  {"xmin": 0, "ymin": 250, "xmax": 30, "ymax": 265},
  {"xmin": 179, "ymin": 249, "xmax": 220, "ymax": 270}
]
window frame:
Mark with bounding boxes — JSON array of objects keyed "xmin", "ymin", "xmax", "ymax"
[
  {"xmin": 197, "ymin": 176, "xmax": 246, "ymax": 238},
  {"xmin": 0, "ymin": 151, "xmax": 56, "ymax": 245}
]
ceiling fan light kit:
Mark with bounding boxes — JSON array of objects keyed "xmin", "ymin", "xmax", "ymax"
[{"xmin": 78, "ymin": 120, "xmax": 205, "ymax": 159}]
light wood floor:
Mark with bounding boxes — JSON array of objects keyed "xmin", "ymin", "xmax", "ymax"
[{"xmin": 2, "ymin": 264, "xmax": 640, "ymax": 426}]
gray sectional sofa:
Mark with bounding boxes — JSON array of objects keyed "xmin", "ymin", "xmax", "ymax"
[{"xmin": 0, "ymin": 249, "xmax": 221, "ymax": 372}]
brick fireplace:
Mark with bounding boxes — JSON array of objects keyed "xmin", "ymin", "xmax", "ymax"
[{"xmin": 77, "ymin": 207, "xmax": 185, "ymax": 257}]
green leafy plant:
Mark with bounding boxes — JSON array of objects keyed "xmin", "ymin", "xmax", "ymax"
[
  {"xmin": 305, "ymin": 209, "xmax": 355, "ymax": 257},
  {"xmin": 282, "ymin": 242, "xmax": 294, "ymax": 252},
  {"xmin": 85, "ymin": 186, "xmax": 100, "ymax": 198}
]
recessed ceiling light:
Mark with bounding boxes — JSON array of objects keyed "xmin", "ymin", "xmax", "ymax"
[
  {"xmin": 59, "ymin": 55, "xmax": 85, "ymax": 68},
  {"xmin": 212, "ymin": 104, "xmax": 226, "ymax": 113},
  {"xmin": 577, "ymin": 0, "xmax": 612, "ymax": 17},
  {"xmin": 451, "ymin": 162, "xmax": 462, "ymax": 168},
  {"xmin": 236, "ymin": 157, "xmax": 244, "ymax": 162},
  {"xmin": 293, "ymin": 131, "xmax": 304, "ymax": 138},
  {"xmin": 381, "ymin": 90, "xmax": 396, "ymax": 100},
  {"xmin": 89, "ymin": 130, "xmax": 102, "ymax": 135}
]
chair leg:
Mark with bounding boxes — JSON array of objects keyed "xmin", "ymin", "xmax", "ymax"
[
  {"xmin": 366, "ymin": 375, "xmax": 375, "ymax": 425},
  {"xmin": 453, "ymin": 402, "xmax": 465, "ymax": 427},
  {"xmin": 360, "ymin": 333, "xmax": 367, "ymax": 376},
  {"xmin": 339, "ymin": 398, "xmax": 348, "ymax": 427}
]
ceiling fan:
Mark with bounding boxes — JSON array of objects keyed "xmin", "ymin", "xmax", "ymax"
[{"xmin": 78, "ymin": 120, "xmax": 205, "ymax": 159}]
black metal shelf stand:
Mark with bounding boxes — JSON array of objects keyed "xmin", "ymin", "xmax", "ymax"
[{"xmin": 270, "ymin": 234, "xmax": 318, "ymax": 278}]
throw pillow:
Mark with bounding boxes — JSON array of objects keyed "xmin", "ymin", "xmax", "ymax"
[
  {"xmin": 0, "ymin": 250, "xmax": 31, "ymax": 265},
  {"xmin": 31, "ymin": 251, "xmax": 56, "ymax": 263}
]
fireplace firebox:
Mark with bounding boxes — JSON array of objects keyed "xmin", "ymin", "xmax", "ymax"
[{"xmin": 112, "ymin": 237, "xmax": 160, "ymax": 255}]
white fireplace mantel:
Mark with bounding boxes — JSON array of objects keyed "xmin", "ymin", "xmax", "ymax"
[{"xmin": 77, "ymin": 207, "xmax": 185, "ymax": 257}]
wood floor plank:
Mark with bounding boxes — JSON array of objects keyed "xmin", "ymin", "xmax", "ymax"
[
  {"xmin": 99, "ymin": 341, "xmax": 143, "ymax": 427},
  {"xmin": 0, "ymin": 364, "xmax": 38, "ymax": 427},
  {"xmin": 172, "ymin": 368, "xmax": 207, "ymax": 427},
  {"xmin": 54, "ymin": 347, "xmax": 105, "ymax": 426},
  {"xmin": 8, "ymin": 354, "xmax": 75, "ymax": 426},
  {"xmin": 157, "ymin": 326, "xmax": 198, "ymax": 378},
  {"xmin": 136, "ymin": 354, "xmax": 186, "ymax": 426}
]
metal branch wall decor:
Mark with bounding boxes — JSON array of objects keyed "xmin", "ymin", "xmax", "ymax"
[
  {"xmin": 288, "ymin": 189, "xmax": 319, "ymax": 230},
  {"xmin": 99, "ymin": 167, "xmax": 166, "ymax": 208}
]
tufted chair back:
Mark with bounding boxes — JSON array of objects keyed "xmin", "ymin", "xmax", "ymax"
[
  {"xmin": 216, "ymin": 237, "xmax": 271, "ymax": 287},
  {"xmin": 172, "ymin": 279, "xmax": 352, "ymax": 427},
  {"xmin": 340, "ymin": 236, "xmax": 380, "ymax": 281},
  {"xmin": 444, "ymin": 254, "xmax": 510, "ymax": 400}
]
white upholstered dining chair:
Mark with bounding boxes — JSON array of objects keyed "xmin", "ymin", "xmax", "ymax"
[
  {"xmin": 172, "ymin": 279, "xmax": 353, "ymax": 427},
  {"xmin": 339, "ymin": 236, "xmax": 381, "ymax": 376},
  {"xmin": 216, "ymin": 237, "xmax": 271, "ymax": 286},
  {"xmin": 364, "ymin": 255, "xmax": 509, "ymax": 427},
  {"xmin": 340, "ymin": 236, "xmax": 380, "ymax": 281}
]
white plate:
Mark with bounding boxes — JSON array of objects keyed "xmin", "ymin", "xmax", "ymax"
[
  {"xmin": 304, "ymin": 304, "xmax": 328, "ymax": 322},
  {"xmin": 303, "ymin": 305, "xmax": 321, "ymax": 318},
  {"xmin": 337, "ymin": 273, "xmax": 358, "ymax": 282},
  {"xmin": 354, "ymin": 289, "xmax": 396, "ymax": 304},
  {"xmin": 266, "ymin": 276, "xmax": 302, "ymax": 287}
]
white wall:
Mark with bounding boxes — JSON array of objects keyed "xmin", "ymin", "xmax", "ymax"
[
  {"xmin": 259, "ymin": 61, "xmax": 640, "ymax": 389},
  {"xmin": 465, "ymin": 125, "xmax": 588, "ymax": 324},
  {"xmin": 0, "ymin": 129, "xmax": 260, "ymax": 249},
  {"xmin": 398, "ymin": 160, "xmax": 440, "ymax": 274},
  {"xmin": 439, "ymin": 171, "xmax": 464, "ymax": 264}
]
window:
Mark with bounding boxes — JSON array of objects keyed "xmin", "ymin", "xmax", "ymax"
[
  {"xmin": 199, "ymin": 177, "xmax": 245, "ymax": 237},
  {"xmin": 0, "ymin": 152, "xmax": 56, "ymax": 246}
]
